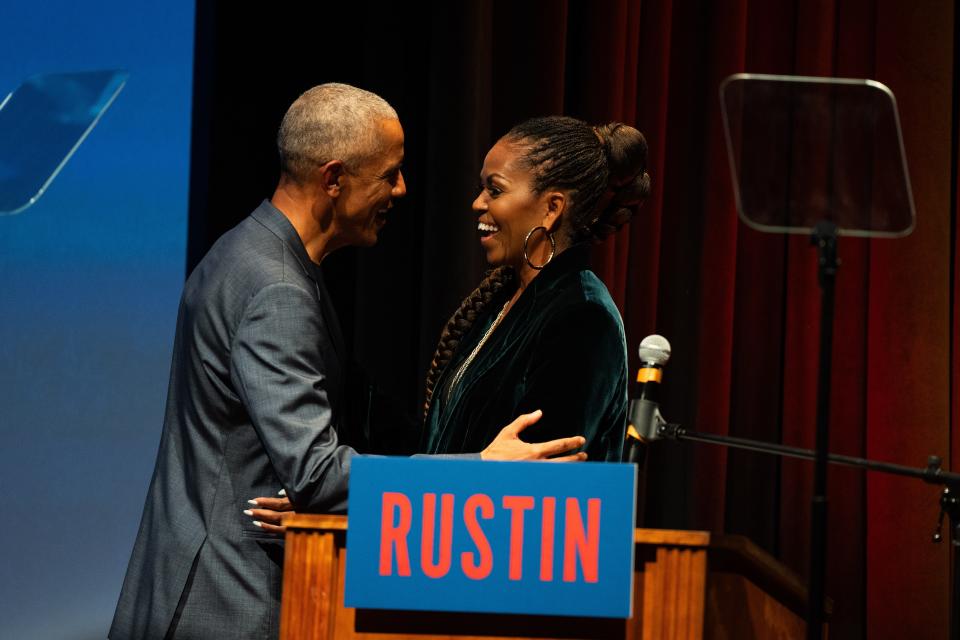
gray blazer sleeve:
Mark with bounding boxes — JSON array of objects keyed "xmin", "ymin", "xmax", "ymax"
[{"xmin": 230, "ymin": 281, "xmax": 354, "ymax": 513}]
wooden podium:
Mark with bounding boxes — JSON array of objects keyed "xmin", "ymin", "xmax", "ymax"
[{"xmin": 280, "ymin": 514, "xmax": 826, "ymax": 639}]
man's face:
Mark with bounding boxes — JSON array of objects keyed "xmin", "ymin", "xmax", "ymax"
[{"xmin": 333, "ymin": 118, "xmax": 407, "ymax": 247}]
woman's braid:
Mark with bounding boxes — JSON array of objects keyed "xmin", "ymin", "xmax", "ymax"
[{"xmin": 423, "ymin": 266, "xmax": 515, "ymax": 418}]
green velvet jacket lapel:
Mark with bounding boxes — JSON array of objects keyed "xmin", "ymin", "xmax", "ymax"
[{"xmin": 423, "ymin": 244, "xmax": 628, "ymax": 461}]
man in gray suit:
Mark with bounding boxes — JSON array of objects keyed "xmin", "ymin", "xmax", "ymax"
[{"xmin": 109, "ymin": 84, "xmax": 585, "ymax": 640}]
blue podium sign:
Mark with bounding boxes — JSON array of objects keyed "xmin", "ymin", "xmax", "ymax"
[{"xmin": 344, "ymin": 458, "xmax": 636, "ymax": 618}]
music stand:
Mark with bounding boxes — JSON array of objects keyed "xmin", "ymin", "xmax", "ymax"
[{"xmin": 719, "ymin": 73, "xmax": 916, "ymax": 640}]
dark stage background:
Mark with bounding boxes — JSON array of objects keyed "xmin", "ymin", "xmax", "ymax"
[{"xmin": 190, "ymin": 1, "xmax": 957, "ymax": 637}]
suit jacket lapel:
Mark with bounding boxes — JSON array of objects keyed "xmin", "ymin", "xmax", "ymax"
[
  {"xmin": 250, "ymin": 199, "xmax": 347, "ymax": 364},
  {"xmin": 314, "ymin": 270, "xmax": 347, "ymax": 363}
]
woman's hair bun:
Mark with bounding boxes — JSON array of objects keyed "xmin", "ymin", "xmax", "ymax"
[
  {"xmin": 587, "ymin": 122, "xmax": 651, "ymax": 242},
  {"xmin": 595, "ymin": 122, "xmax": 649, "ymax": 190}
]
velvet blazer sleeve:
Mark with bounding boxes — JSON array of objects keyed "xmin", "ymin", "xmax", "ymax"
[
  {"xmin": 230, "ymin": 281, "xmax": 354, "ymax": 513},
  {"xmin": 512, "ymin": 300, "xmax": 628, "ymax": 461}
]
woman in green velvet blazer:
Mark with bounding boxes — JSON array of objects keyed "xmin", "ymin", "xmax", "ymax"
[{"xmin": 422, "ymin": 116, "xmax": 651, "ymax": 461}]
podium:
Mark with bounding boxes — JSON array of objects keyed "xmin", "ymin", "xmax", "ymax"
[{"xmin": 279, "ymin": 514, "xmax": 828, "ymax": 639}]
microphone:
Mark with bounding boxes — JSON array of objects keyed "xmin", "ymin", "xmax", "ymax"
[{"xmin": 625, "ymin": 334, "xmax": 671, "ymax": 463}]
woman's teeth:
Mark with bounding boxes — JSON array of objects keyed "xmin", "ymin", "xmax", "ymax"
[{"xmin": 478, "ymin": 222, "xmax": 499, "ymax": 234}]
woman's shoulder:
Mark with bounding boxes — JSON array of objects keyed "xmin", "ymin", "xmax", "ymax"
[
  {"xmin": 537, "ymin": 267, "xmax": 621, "ymax": 318},
  {"xmin": 578, "ymin": 269, "xmax": 620, "ymax": 309},
  {"xmin": 531, "ymin": 277, "xmax": 625, "ymax": 351}
]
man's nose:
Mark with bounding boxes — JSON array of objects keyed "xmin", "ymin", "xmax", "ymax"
[{"xmin": 392, "ymin": 171, "xmax": 407, "ymax": 198}]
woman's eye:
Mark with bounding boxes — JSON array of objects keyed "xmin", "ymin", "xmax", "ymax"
[{"xmin": 478, "ymin": 181, "xmax": 501, "ymax": 198}]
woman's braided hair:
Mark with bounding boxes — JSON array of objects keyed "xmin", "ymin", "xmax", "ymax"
[
  {"xmin": 422, "ymin": 267, "xmax": 514, "ymax": 417},
  {"xmin": 422, "ymin": 116, "xmax": 650, "ymax": 419}
]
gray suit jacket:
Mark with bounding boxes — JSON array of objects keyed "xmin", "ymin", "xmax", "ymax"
[{"xmin": 111, "ymin": 201, "xmax": 356, "ymax": 639}]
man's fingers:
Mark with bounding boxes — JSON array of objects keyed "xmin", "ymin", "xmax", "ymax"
[
  {"xmin": 545, "ymin": 452, "xmax": 588, "ymax": 463},
  {"xmin": 480, "ymin": 411, "xmax": 590, "ymax": 461},
  {"xmin": 502, "ymin": 409, "xmax": 543, "ymax": 436},
  {"xmin": 536, "ymin": 435, "xmax": 586, "ymax": 458}
]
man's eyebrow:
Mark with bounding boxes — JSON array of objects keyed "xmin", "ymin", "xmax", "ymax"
[{"xmin": 381, "ymin": 161, "xmax": 403, "ymax": 176}]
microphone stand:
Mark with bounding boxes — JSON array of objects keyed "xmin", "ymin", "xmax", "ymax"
[
  {"xmin": 656, "ymin": 421, "xmax": 960, "ymax": 639},
  {"xmin": 714, "ymin": 72, "xmax": 920, "ymax": 638},
  {"xmin": 809, "ymin": 220, "xmax": 838, "ymax": 640}
]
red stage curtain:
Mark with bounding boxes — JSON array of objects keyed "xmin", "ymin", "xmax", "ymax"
[
  {"xmin": 470, "ymin": 1, "xmax": 955, "ymax": 637},
  {"xmin": 193, "ymin": 1, "xmax": 956, "ymax": 635}
]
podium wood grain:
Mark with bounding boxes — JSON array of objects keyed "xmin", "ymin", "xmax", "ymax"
[{"xmin": 279, "ymin": 515, "xmax": 822, "ymax": 639}]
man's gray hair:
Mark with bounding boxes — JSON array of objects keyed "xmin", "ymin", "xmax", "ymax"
[{"xmin": 277, "ymin": 83, "xmax": 398, "ymax": 183}]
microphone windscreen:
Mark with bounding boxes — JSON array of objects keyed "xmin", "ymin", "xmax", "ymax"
[{"xmin": 638, "ymin": 334, "xmax": 671, "ymax": 366}]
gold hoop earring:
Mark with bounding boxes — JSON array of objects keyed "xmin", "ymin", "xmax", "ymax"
[{"xmin": 523, "ymin": 226, "xmax": 556, "ymax": 270}]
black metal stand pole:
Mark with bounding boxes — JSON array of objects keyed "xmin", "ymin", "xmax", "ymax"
[
  {"xmin": 657, "ymin": 426, "xmax": 959, "ymax": 484},
  {"xmin": 808, "ymin": 221, "xmax": 838, "ymax": 640},
  {"xmin": 941, "ymin": 487, "xmax": 960, "ymax": 639},
  {"xmin": 656, "ymin": 423, "xmax": 960, "ymax": 636}
]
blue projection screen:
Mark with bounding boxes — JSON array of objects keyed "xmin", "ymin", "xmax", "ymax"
[{"xmin": 0, "ymin": 2, "xmax": 194, "ymax": 638}]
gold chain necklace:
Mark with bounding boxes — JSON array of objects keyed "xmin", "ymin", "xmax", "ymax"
[{"xmin": 445, "ymin": 298, "xmax": 511, "ymax": 405}]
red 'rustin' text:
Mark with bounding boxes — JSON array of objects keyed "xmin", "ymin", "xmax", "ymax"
[{"xmin": 378, "ymin": 492, "xmax": 601, "ymax": 583}]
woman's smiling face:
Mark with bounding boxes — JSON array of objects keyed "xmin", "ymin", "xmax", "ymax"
[{"xmin": 472, "ymin": 139, "xmax": 554, "ymax": 270}]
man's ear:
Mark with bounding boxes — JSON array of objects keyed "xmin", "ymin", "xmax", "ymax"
[
  {"xmin": 542, "ymin": 191, "xmax": 566, "ymax": 233},
  {"xmin": 318, "ymin": 160, "xmax": 346, "ymax": 197}
]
